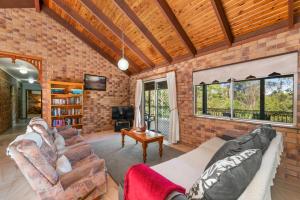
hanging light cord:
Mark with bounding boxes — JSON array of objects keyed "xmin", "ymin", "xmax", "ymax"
[{"xmin": 122, "ymin": 31, "xmax": 125, "ymax": 58}]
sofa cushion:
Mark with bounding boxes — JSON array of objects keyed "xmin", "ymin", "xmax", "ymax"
[
  {"xmin": 17, "ymin": 140, "xmax": 59, "ymax": 185},
  {"xmin": 249, "ymin": 125, "xmax": 276, "ymax": 154},
  {"xmin": 186, "ymin": 149, "xmax": 262, "ymax": 200},
  {"xmin": 56, "ymin": 155, "xmax": 72, "ymax": 176}
]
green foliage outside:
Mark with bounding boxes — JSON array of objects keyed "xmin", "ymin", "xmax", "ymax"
[{"xmin": 195, "ymin": 76, "xmax": 294, "ymax": 123}]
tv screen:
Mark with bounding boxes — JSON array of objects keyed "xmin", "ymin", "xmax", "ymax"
[
  {"xmin": 112, "ymin": 106, "xmax": 134, "ymax": 121},
  {"xmin": 84, "ymin": 74, "xmax": 106, "ymax": 91}
]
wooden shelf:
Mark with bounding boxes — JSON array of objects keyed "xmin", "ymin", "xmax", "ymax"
[
  {"xmin": 51, "ymin": 114, "xmax": 83, "ymax": 118},
  {"xmin": 50, "ymin": 81, "xmax": 84, "ymax": 130},
  {"xmin": 51, "ymin": 104, "xmax": 82, "ymax": 107}
]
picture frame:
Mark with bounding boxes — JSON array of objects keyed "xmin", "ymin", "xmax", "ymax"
[{"xmin": 84, "ymin": 74, "xmax": 107, "ymax": 91}]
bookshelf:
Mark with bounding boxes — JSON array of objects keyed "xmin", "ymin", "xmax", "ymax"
[{"xmin": 50, "ymin": 81, "xmax": 83, "ymax": 129}]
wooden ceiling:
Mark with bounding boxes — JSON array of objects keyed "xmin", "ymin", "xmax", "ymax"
[{"xmin": 3, "ymin": 0, "xmax": 300, "ymax": 75}]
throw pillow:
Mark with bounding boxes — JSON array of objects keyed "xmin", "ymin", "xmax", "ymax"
[
  {"xmin": 205, "ymin": 140, "xmax": 241, "ymax": 170},
  {"xmin": 186, "ymin": 149, "xmax": 262, "ymax": 200},
  {"xmin": 56, "ymin": 155, "xmax": 72, "ymax": 176},
  {"xmin": 54, "ymin": 133, "xmax": 65, "ymax": 151}
]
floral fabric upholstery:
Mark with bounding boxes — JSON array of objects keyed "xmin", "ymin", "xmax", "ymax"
[
  {"xmin": 7, "ymin": 118, "xmax": 107, "ymax": 200},
  {"xmin": 58, "ymin": 128, "xmax": 78, "ymax": 139},
  {"xmin": 16, "ymin": 140, "xmax": 59, "ymax": 185}
]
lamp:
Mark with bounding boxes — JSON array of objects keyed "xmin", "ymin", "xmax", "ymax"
[
  {"xmin": 118, "ymin": 32, "xmax": 129, "ymax": 71},
  {"xmin": 19, "ymin": 67, "xmax": 28, "ymax": 74},
  {"xmin": 28, "ymin": 77, "xmax": 34, "ymax": 84}
]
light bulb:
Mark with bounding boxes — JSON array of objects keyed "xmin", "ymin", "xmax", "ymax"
[
  {"xmin": 118, "ymin": 57, "xmax": 129, "ymax": 71},
  {"xmin": 19, "ymin": 68, "xmax": 28, "ymax": 74},
  {"xmin": 28, "ymin": 78, "xmax": 34, "ymax": 84}
]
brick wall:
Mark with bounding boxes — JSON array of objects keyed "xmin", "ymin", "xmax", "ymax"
[
  {"xmin": 0, "ymin": 8, "xmax": 129, "ymax": 133},
  {"xmin": 130, "ymin": 28, "xmax": 300, "ymax": 183},
  {"xmin": 0, "ymin": 69, "xmax": 19, "ymax": 134}
]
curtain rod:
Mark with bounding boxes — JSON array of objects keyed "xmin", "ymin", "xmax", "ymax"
[{"xmin": 137, "ymin": 69, "xmax": 176, "ymax": 80}]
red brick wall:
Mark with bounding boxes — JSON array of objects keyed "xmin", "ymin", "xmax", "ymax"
[
  {"xmin": 0, "ymin": 8, "xmax": 129, "ymax": 133},
  {"xmin": 130, "ymin": 28, "xmax": 300, "ymax": 183}
]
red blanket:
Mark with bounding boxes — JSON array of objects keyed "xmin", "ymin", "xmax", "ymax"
[{"xmin": 124, "ymin": 164, "xmax": 185, "ymax": 200}]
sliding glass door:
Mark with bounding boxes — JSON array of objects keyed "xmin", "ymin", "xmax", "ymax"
[{"xmin": 144, "ymin": 79, "xmax": 170, "ymax": 138}]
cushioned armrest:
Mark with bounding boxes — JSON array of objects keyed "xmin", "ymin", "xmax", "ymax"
[
  {"xmin": 58, "ymin": 128, "xmax": 78, "ymax": 139},
  {"xmin": 64, "ymin": 135, "xmax": 84, "ymax": 146},
  {"xmin": 63, "ymin": 144, "xmax": 92, "ymax": 163},
  {"xmin": 56, "ymin": 126, "xmax": 68, "ymax": 132},
  {"xmin": 60, "ymin": 159, "xmax": 105, "ymax": 189}
]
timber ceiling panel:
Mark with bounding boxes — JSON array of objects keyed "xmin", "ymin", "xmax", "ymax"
[
  {"xmin": 37, "ymin": 0, "xmax": 298, "ymax": 75},
  {"xmin": 221, "ymin": 0, "xmax": 289, "ymax": 37},
  {"xmin": 48, "ymin": 0, "xmax": 146, "ymax": 72},
  {"xmin": 91, "ymin": 0, "xmax": 165, "ymax": 65},
  {"xmin": 166, "ymin": 0, "xmax": 225, "ymax": 49},
  {"xmin": 124, "ymin": 0, "xmax": 189, "ymax": 59}
]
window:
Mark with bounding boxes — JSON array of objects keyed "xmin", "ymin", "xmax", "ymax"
[
  {"xmin": 233, "ymin": 80, "xmax": 260, "ymax": 120},
  {"xmin": 265, "ymin": 76, "xmax": 294, "ymax": 123},
  {"xmin": 207, "ymin": 83, "xmax": 231, "ymax": 117},
  {"xmin": 195, "ymin": 75, "xmax": 295, "ymax": 124}
]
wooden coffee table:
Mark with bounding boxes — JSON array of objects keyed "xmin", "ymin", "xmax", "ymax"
[{"xmin": 121, "ymin": 129, "xmax": 164, "ymax": 163}]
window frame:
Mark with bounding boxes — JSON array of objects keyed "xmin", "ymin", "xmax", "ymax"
[{"xmin": 193, "ymin": 74, "xmax": 297, "ymax": 126}]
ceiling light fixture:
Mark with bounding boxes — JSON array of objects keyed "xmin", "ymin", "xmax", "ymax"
[
  {"xmin": 117, "ymin": 32, "xmax": 129, "ymax": 71},
  {"xmin": 28, "ymin": 78, "xmax": 34, "ymax": 84},
  {"xmin": 19, "ymin": 67, "xmax": 28, "ymax": 74}
]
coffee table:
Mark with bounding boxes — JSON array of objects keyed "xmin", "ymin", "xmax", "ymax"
[{"xmin": 121, "ymin": 129, "xmax": 164, "ymax": 163}]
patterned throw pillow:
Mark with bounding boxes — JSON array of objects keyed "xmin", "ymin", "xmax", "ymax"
[{"xmin": 186, "ymin": 149, "xmax": 262, "ymax": 200}]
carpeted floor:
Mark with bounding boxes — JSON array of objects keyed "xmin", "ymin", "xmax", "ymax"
[{"xmin": 90, "ymin": 134, "xmax": 184, "ymax": 185}]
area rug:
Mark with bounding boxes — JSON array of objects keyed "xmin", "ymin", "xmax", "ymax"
[{"xmin": 90, "ymin": 133, "xmax": 184, "ymax": 185}]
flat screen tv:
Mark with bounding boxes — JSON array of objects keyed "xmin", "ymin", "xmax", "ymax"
[
  {"xmin": 112, "ymin": 106, "xmax": 134, "ymax": 121},
  {"xmin": 84, "ymin": 74, "xmax": 106, "ymax": 91}
]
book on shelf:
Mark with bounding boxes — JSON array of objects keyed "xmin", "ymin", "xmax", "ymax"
[
  {"xmin": 52, "ymin": 118, "xmax": 81, "ymax": 127},
  {"xmin": 51, "ymin": 108, "xmax": 81, "ymax": 116},
  {"xmin": 50, "ymin": 81, "xmax": 83, "ymax": 129},
  {"xmin": 52, "ymin": 97, "xmax": 81, "ymax": 105}
]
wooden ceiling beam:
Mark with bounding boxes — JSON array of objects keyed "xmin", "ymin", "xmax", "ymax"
[
  {"xmin": 52, "ymin": 0, "xmax": 141, "ymax": 73},
  {"xmin": 81, "ymin": 0, "xmax": 155, "ymax": 68},
  {"xmin": 211, "ymin": 0, "xmax": 233, "ymax": 46},
  {"xmin": 288, "ymin": 0, "xmax": 294, "ymax": 28},
  {"xmin": 113, "ymin": 0, "xmax": 173, "ymax": 63},
  {"xmin": 34, "ymin": 0, "xmax": 41, "ymax": 12},
  {"xmin": 43, "ymin": 6, "xmax": 135, "ymax": 75},
  {"xmin": 155, "ymin": 0, "xmax": 196, "ymax": 56}
]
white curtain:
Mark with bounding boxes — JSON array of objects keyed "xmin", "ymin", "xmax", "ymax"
[
  {"xmin": 167, "ymin": 72, "xmax": 180, "ymax": 143},
  {"xmin": 134, "ymin": 80, "xmax": 143, "ymax": 128}
]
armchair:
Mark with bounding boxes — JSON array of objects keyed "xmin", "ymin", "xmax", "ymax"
[{"xmin": 7, "ymin": 139, "xmax": 107, "ymax": 200}]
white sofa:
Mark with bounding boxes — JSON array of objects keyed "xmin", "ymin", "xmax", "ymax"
[{"xmin": 152, "ymin": 132, "xmax": 283, "ymax": 200}]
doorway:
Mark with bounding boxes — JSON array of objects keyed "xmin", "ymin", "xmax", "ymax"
[
  {"xmin": 143, "ymin": 79, "xmax": 170, "ymax": 138},
  {"xmin": 26, "ymin": 90, "xmax": 42, "ymax": 118}
]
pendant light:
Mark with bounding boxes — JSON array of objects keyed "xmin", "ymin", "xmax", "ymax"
[{"xmin": 118, "ymin": 31, "xmax": 129, "ymax": 71}]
